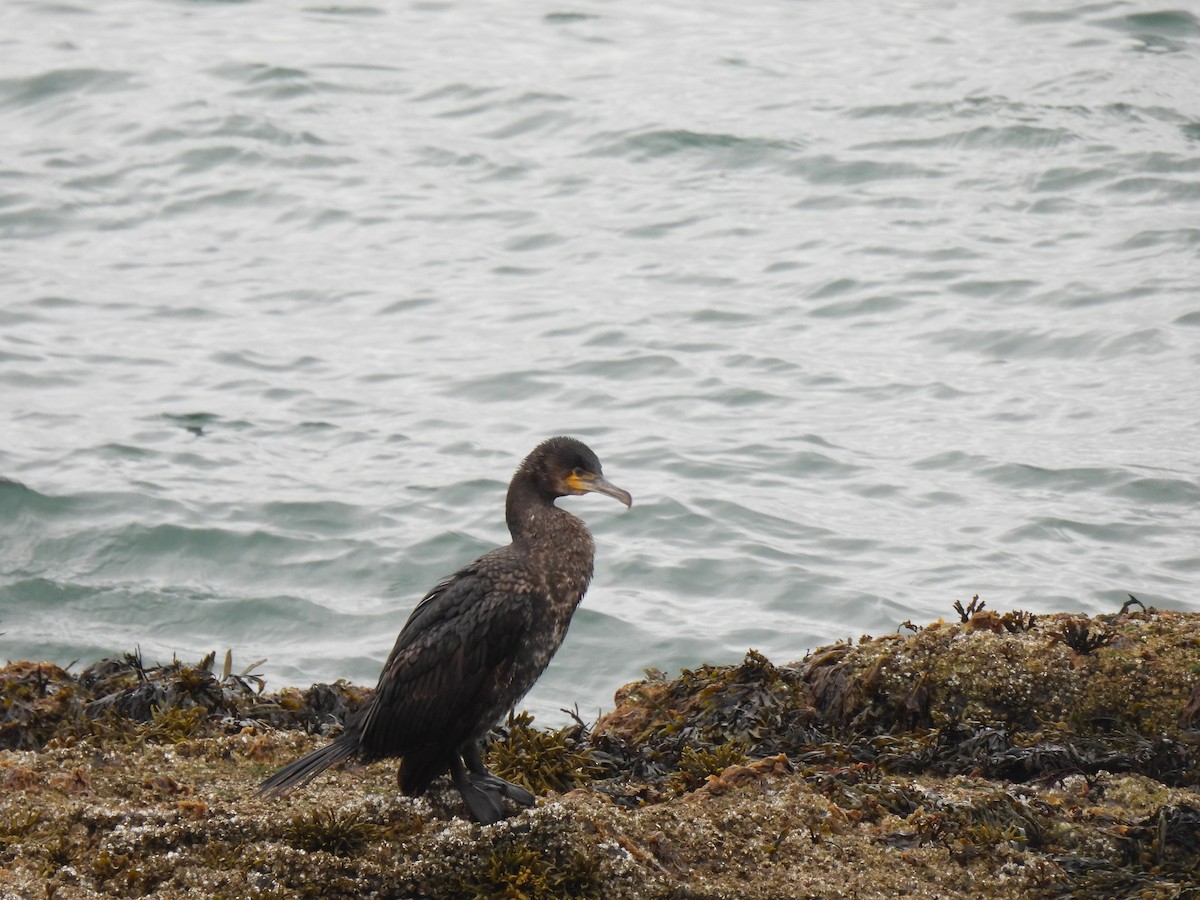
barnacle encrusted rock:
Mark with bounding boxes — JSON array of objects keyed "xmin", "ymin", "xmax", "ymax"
[{"xmin": 1, "ymin": 606, "xmax": 1198, "ymax": 898}]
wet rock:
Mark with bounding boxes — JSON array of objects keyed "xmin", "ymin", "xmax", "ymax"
[{"xmin": 2, "ymin": 606, "xmax": 1199, "ymax": 897}]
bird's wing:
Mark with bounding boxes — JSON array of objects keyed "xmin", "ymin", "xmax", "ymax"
[{"xmin": 356, "ymin": 559, "xmax": 533, "ymax": 757}]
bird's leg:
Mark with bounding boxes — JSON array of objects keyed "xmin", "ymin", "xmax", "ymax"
[
  {"xmin": 449, "ymin": 755, "xmax": 506, "ymax": 825},
  {"xmin": 463, "ymin": 742, "xmax": 536, "ymax": 807}
]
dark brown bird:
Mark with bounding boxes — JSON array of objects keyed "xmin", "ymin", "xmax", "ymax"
[{"xmin": 259, "ymin": 436, "xmax": 631, "ymax": 823}]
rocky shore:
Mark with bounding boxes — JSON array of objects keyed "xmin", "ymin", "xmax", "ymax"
[{"xmin": 2, "ymin": 602, "xmax": 1199, "ymax": 898}]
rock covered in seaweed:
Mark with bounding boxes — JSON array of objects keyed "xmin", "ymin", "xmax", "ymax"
[
  {"xmin": 0, "ymin": 649, "xmax": 369, "ymax": 752},
  {"xmin": 2, "ymin": 604, "xmax": 1199, "ymax": 898},
  {"xmin": 595, "ymin": 606, "xmax": 1200, "ymax": 788}
]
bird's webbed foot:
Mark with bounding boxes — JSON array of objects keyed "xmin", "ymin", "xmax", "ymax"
[
  {"xmin": 463, "ymin": 741, "xmax": 536, "ymax": 805},
  {"xmin": 470, "ymin": 771, "xmax": 537, "ymax": 807},
  {"xmin": 451, "ymin": 756, "xmax": 505, "ymax": 824},
  {"xmin": 450, "ymin": 745, "xmax": 536, "ymax": 824}
]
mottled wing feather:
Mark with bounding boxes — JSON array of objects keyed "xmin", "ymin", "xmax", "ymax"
[{"xmin": 356, "ymin": 556, "xmax": 533, "ymax": 759}]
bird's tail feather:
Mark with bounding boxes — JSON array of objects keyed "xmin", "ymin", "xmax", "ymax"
[{"xmin": 259, "ymin": 734, "xmax": 358, "ymax": 795}]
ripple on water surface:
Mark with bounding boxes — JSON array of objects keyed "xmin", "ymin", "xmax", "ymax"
[{"xmin": 1, "ymin": 0, "xmax": 1199, "ymax": 722}]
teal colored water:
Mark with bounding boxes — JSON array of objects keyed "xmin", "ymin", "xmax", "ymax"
[{"xmin": 2, "ymin": 1, "xmax": 1198, "ymax": 723}]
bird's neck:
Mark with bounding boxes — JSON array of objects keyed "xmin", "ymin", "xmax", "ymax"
[
  {"xmin": 505, "ymin": 470, "xmax": 560, "ymax": 542},
  {"xmin": 505, "ymin": 472, "xmax": 594, "ymax": 553},
  {"xmin": 505, "ymin": 473, "xmax": 596, "ymax": 605}
]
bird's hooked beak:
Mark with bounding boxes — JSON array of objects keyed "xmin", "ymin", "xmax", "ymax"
[{"xmin": 567, "ymin": 471, "xmax": 633, "ymax": 508}]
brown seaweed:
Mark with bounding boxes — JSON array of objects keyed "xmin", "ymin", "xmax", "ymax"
[{"xmin": 4, "ymin": 606, "xmax": 1200, "ymax": 898}]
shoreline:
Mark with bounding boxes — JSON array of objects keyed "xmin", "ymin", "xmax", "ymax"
[{"xmin": 2, "ymin": 605, "xmax": 1199, "ymax": 898}]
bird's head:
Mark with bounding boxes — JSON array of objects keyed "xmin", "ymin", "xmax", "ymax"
[{"xmin": 524, "ymin": 436, "xmax": 632, "ymax": 508}]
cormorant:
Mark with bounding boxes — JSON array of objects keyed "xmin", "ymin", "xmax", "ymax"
[{"xmin": 259, "ymin": 436, "xmax": 632, "ymax": 824}]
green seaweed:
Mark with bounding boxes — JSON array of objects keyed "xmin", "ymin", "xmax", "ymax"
[
  {"xmin": 668, "ymin": 742, "xmax": 749, "ymax": 794},
  {"xmin": 486, "ymin": 711, "xmax": 603, "ymax": 795},
  {"xmin": 283, "ymin": 807, "xmax": 380, "ymax": 856},
  {"xmin": 456, "ymin": 843, "xmax": 603, "ymax": 900}
]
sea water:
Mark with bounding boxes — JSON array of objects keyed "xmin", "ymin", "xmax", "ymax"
[{"xmin": 2, "ymin": 0, "xmax": 1198, "ymax": 722}]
